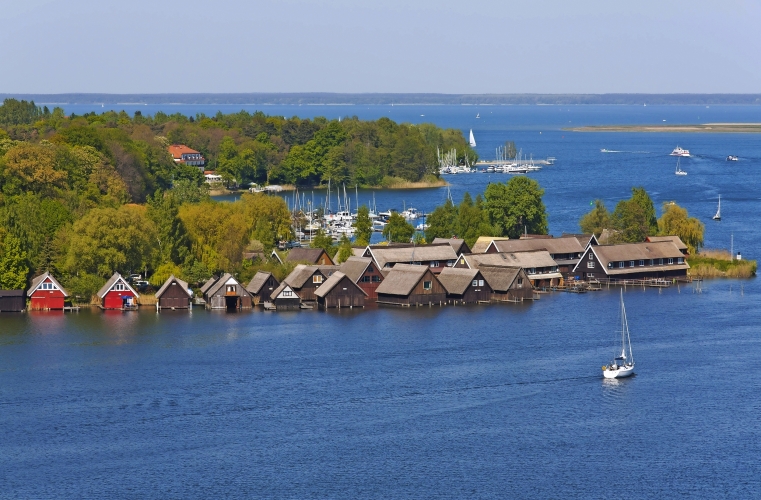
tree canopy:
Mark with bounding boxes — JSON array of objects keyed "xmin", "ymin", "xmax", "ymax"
[{"xmin": 484, "ymin": 177, "xmax": 548, "ymax": 238}]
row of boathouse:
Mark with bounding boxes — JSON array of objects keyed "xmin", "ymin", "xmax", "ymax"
[{"xmin": 0, "ymin": 233, "xmax": 692, "ymax": 313}]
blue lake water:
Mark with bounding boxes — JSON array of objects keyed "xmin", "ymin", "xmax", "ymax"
[{"xmin": 2, "ymin": 105, "xmax": 761, "ymax": 498}]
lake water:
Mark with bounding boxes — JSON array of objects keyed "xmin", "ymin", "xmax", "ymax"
[{"xmin": 2, "ymin": 105, "xmax": 761, "ymax": 498}]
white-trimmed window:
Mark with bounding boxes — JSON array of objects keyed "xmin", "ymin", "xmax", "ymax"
[
  {"xmin": 588, "ymin": 253, "xmax": 594, "ymax": 260},
  {"xmin": 629, "ymin": 261, "xmax": 635, "ymax": 267},
  {"xmin": 423, "ymin": 281, "xmax": 432, "ymax": 290},
  {"xmin": 430, "ymin": 261, "xmax": 439, "ymax": 268},
  {"xmin": 668, "ymin": 258, "xmax": 674, "ymax": 265},
  {"xmin": 478, "ymin": 280, "xmax": 484, "ymax": 286},
  {"xmin": 114, "ymin": 282, "xmax": 126, "ymax": 291},
  {"xmin": 313, "ymin": 275, "xmax": 323, "ymax": 284},
  {"xmin": 447, "ymin": 260, "xmax": 455, "ymax": 267},
  {"xmin": 587, "ymin": 261, "xmax": 595, "ymax": 269},
  {"xmin": 639, "ymin": 260, "xmax": 645, "ymax": 266},
  {"xmin": 678, "ymin": 257, "xmax": 684, "ymax": 264},
  {"xmin": 283, "ymin": 290, "xmax": 292, "ymax": 297},
  {"xmin": 659, "ymin": 258, "xmax": 664, "ymax": 265},
  {"xmin": 517, "ymin": 278, "xmax": 523, "ymax": 288},
  {"xmin": 618, "ymin": 262, "xmax": 624, "ymax": 268}
]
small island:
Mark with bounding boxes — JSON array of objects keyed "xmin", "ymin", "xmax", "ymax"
[{"xmin": 568, "ymin": 123, "xmax": 761, "ymax": 133}]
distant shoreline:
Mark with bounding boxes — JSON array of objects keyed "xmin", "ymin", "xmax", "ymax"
[
  {"xmin": 3, "ymin": 93, "xmax": 761, "ymax": 106},
  {"xmin": 568, "ymin": 123, "xmax": 761, "ymax": 133}
]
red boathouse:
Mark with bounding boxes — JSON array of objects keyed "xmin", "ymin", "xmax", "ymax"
[
  {"xmin": 27, "ymin": 272, "xmax": 69, "ymax": 310},
  {"xmin": 97, "ymin": 273, "xmax": 139, "ymax": 310}
]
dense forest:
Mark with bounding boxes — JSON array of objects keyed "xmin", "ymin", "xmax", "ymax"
[{"xmin": 0, "ymin": 98, "xmax": 473, "ymax": 300}]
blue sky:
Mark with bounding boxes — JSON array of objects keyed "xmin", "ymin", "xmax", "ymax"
[{"xmin": 2, "ymin": 0, "xmax": 759, "ymax": 93}]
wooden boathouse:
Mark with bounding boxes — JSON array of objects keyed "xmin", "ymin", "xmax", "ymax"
[
  {"xmin": 203, "ymin": 273, "xmax": 252, "ymax": 310},
  {"xmin": 155, "ymin": 275, "xmax": 192, "ymax": 310},
  {"xmin": 0, "ymin": 289, "xmax": 26, "ymax": 312},
  {"xmin": 339, "ymin": 256, "xmax": 383, "ymax": 300},
  {"xmin": 246, "ymin": 271, "xmax": 280, "ymax": 305},
  {"xmin": 436, "ymin": 267, "xmax": 493, "ymax": 304},
  {"xmin": 478, "ymin": 266, "xmax": 534, "ymax": 302},
  {"xmin": 97, "ymin": 273, "xmax": 139, "ymax": 310},
  {"xmin": 269, "ymin": 282, "xmax": 301, "ymax": 310},
  {"xmin": 27, "ymin": 272, "xmax": 69, "ymax": 310},
  {"xmin": 375, "ymin": 264, "xmax": 446, "ymax": 307},
  {"xmin": 315, "ymin": 271, "xmax": 367, "ymax": 309}
]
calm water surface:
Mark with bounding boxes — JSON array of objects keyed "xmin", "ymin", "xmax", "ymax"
[{"xmin": 2, "ymin": 105, "xmax": 761, "ymax": 498}]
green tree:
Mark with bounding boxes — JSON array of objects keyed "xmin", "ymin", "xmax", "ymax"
[
  {"xmin": 147, "ymin": 190, "xmax": 190, "ymax": 266},
  {"xmin": 657, "ymin": 202, "xmax": 704, "ymax": 254},
  {"xmin": 455, "ymin": 192, "xmax": 490, "ymax": 247},
  {"xmin": 0, "ymin": 99, "xmax": 42, "ymax": 126},
  {"xmin": 579, "ymin": 199, "xmax": 612, "ymax": 236},
  {"xmin": 382, "ymin": 212, "xmax": 415, "ymax": 243},
  {"xmin": 171, "ymin": 178, "xmax": 210, "ymax": 205},
  {"xmin": 611, "ymin": 199, "xmax": 649, "ymax": 243},
  {"xmin": 335, "ymin": 234, "xmax": 353, "ymax": 263},
  {"xmin": 424, "ymin": 198, "xmax": 457, "ymax": 242},
  {"xmin": 0, "ymin": 235, "xmax": 29, "ymax": 289},
  {"xmin": 149, "ymin": 262, "xmax": 182, "ymax": 287},
  {"xmin": 484, "ymin": 177, "xmax": 548, "ymax": 238},
  {"xmin": 353, "ymin": 205, "xmax": 373, "ymax": 246},
  {"xmin": 630, "ymin": 187, "xmax": 658, "ymax": 236},
  {"xmin": 311, "ymin": 229, "xmax": 337, "ymax": 257}
]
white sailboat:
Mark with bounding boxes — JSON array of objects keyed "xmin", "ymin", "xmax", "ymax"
[
  {"xmin": 469, "ymin": 129, "xmax": 477, "ymax": 148},
  {"xmin": 675, "ymin": 158, "xmax": 687, "ymax": 176},
  {"xmin": 713, "ymin": 195, "xmax": 721, "ymax": 221},
  {"xmin": 602, "ymin": 290, "xmax": 635, "ymax": 379}
]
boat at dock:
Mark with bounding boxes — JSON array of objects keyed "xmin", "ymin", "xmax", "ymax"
[{"xmin": 602, "ymin": 290, "xmax": 635, "ymax": 379}]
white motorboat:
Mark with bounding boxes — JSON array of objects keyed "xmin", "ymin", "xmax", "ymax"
[
  {"xmin": 602, "ymin": 290, "xmax": 635, "ymax": 379},
  {"xmin": 713, "ymin": 195, "xmax": 721, "ymax": 221},
  {"xmin": 670, "ymin": 146, "xmax": 690, "ymax": 157},
  {"xmin": 675, "ymin": 158, "xmax": 687, "ymax": 176},
  {"xmin": 401, "ymin": 207, "xmax": 419, "ymax": 220},
  {"xmin": 726, "ymin": 155, "xmax": 738, "ymax": 161},
  {"xmin": 415, "ymin": 223, "xmax": 429, "ymax": 231}
]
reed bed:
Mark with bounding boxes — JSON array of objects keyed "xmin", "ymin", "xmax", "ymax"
[{"xmin": 688, "ymin": 250, "xmax": 757, "ymax": 278}]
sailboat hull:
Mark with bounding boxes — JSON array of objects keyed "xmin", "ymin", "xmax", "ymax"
[{"xmin": 603, "ymin": 365, "xmax": 634, "ymax": 379}]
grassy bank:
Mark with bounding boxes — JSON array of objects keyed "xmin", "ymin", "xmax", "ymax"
[{"xmin": 688, "ymin": 250, "xmax": 757, "ymax": 278}]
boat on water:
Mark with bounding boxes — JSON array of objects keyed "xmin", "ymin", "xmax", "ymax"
[
  {"xmin": 476, "ymin": 113, "xmax": 480, "ymax": 119},
  {"xmin": 469, "ymin": 129, "xmax": 477, "ymax": 148},
  {"xmin": 401, "ymin": 207, "xmax": 419, "ymax": 220},
  {"xmin": 726, "ymin": 155, "xmax": 738, "ymax": 161},
  {"xmin": 670, "ymin": 146, "xmax": 691, "ymax": 157},
  {"xmin": 675, "ymin": 158, "xmax": 687, "ymax": 176},
  {"xmin": 713, "ymin": 195, "xmax": 721, "ymax": 221},
  {"xmin": 602, "ymin": 290, "xmax": 635, "ymax": 379}
]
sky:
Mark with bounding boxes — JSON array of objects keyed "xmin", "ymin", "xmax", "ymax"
[{"xmin": 2, "ymin": 0, "xmax": 760, "ymax": 94}]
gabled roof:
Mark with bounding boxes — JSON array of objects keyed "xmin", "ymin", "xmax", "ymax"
[
  {"xmin": 206, "ymin": 273, "xmax": 250, "ymax": 297},
  {"xmin": 285, "ymin": 247, "xmax": 334, "ymax": 265},
  {"xmin": 367, "ymin": 244, "xmax": 457, "ymax": 269},
  {"xmin": 339, "ymin": 256, "xmax": 374, "ymax": 283},
  {"xmin": 271, "ymin": 282, "xmax": 299, "ymax": 300},
  {"xmin": 168, "ymin": 144, "xmax": 202, "ymax": 159},
  {"xmin": 351, "ymin": 247, "xmax": 367, "ymax": 257},
  {"xmin": 432, "ymin": 238, "xmax": 471, "ymax": 255},
  {"xmin": 562, "ymin": 233, "xmax": 598, "ymax": 248},
  {"xmin": 478, "ymin": 266, "xmax": 523, "ymax": 292},
  {"xmin": 460, "ymin": 250, "xmax": 558, "ymax": 270},
  {"xmin": 375, "ymin": 264, "xmax": 431, "ymax": 296},
  {"xmin": 436, "ymin": 267, "xmax": 480, "ymax": 295},
  {"xmin": 646, "ymin": 235, "xmax": 688, "ymax": 252},
  {"xmin": 270, "ymin": 249, "xmax": 284, "ymax": 264},
  {"xmin": 27, "ymin": 271, "xmax": 69, "ymax": 297},
  {"xmin": 470, "ymin": 236, "xmax": 510, "ymax": 254},
  {"xmin": 574, "ymin": 241, "xmax": 689, "ymax": 274},
  {"xmin": 155, "ymin": 275, "xmax": 191, "ymax": 299},
  {"xmin": 488, "ymin": 236, "xmax": 584, "ymax": 257},
  {"xmin": 315, "ymin": 271, "xmax": 367, "ymax": 298},
  {"xmin": 96, "ymin": 273, "xmax": 138, "ymax": 298},
  {"xmin": 200, "ymin": 276, "xmax": 219, "ymax": 295},
  {"xmin": 284, "ymin": 265, "xmax": 323, "ymax": 288},
  {"xmin": 246, "ymin": 271, "xmax": 277, "ymax": 294}
]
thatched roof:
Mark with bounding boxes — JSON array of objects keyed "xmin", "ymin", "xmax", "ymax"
[
  {"xmin": 478, "ymin": 266, "xmax": 523, "ymax": 292},
  {"xmin": 27, "ymin": 271, "xmax": 69, "ymax": 297},
  {"xmin": 432, "ymin": 238, "xmax": 470, "ymax": 255},
  {"xmin": 462, "ymin": 250, "xmax": 558, "ymax": 270},
  {"xmin": 339, "ymin": 256, "xmax": 374, "ymax": 283},
  {"xmin": 284, "ymin": 265, "xmax": 322, "ymax": 288},
  {"xmin": 200, "ymin": 276, "xmax": 219, "ymax": 295},
  {"xmin": 155, "ymin": 275, "xmax": 191, "ymax": 298},
  {"xmin": 96, "ymin": 273, "xmax": 138, "ymax": 298},
  {"xmin": 368, "ymin": 244, "xmax": 457, "ymax": 269},
  {"xmin": 285, "ymin": 247, "xmax": 333, "ymax": 265},
  {"xmin": 579, "ymin": 241, "xmax": 689, "ymax": 275},
  {"xmin": 375, "ymin": 264, "xmax": 429, "ymax": 296},
  {"xmin": 646, "ymin": 235, "xmax": 688, "ymax": 252},
  {"xmin": 206, "ymin": 273, "xmax": 250, "ymax": 297},
  {"xmin": 470, "ymin": 236, "xmax": 510, "ymax": 254},
  {"xmin": 246, "ymin": 271, "xmax": 277, "ymax": 294},
  {"xmin": 436, "ymin": 267, "xmax": 479, "ymax": 295},
  {"xmin": 315, "ymin": 271, "xmax": 367, "ymax": 298},
  {"xmin": 271, "ymin": 282, "xmax": 299, "ymax": 300},
  {"xmin": 490, "ymin": 236, "xmax": 584, "ymax": 258}
]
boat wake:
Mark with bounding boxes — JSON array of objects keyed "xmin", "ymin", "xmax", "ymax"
[{"xmin": 601, "ymin": 149, "xmax": 651, "ymax": 154}]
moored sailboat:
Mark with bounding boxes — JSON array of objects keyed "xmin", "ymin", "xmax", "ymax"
[{"xmin": 602, "ymin": 290, "xmax": 635, "ymax": 379}]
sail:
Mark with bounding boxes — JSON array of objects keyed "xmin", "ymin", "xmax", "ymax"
[
  {"xmin": 714, "ymin": 196, "xmax": 721, "ymax": 219},
  {"xmin": 469, "ymin": 129, "xmax": 476, "ymax": 147}
]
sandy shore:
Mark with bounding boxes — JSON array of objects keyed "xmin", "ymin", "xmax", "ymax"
[{"xmin": 568, "ymin": 123, "xmax": 761, "ymax": 133}]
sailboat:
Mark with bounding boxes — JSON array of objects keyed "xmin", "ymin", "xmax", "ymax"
[
  {"xmin": 713, "ymin": 195, "xmax": 721, "ymax": 221},
  {"xmin": 675, "ymin": 158, "xmax": 687, "ymax": 176},
  {"xmin": 469, "ymin": 129, "xmax": 477, "ymax": 148},
  {"xmin": 602, "ymin": 290, "xmax": 635, "ymax": 379}
]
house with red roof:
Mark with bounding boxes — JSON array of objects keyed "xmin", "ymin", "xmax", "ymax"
[{"xmin": 168, "ymin": 145, "xmax": 205, "ymax": 169}]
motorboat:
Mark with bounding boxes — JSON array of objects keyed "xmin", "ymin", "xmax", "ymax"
[
  {"xmin": 670, "ymin": 146, "xmax": 691, "ymax": 157},
  {"xmin": 726, "ymin": 155, "xmax": 738, "ymax": 161}
]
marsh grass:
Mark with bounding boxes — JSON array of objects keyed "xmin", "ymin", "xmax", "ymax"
[{"xmin": 688, "ymin": 249, "xmax": 757, "ymax": 278}]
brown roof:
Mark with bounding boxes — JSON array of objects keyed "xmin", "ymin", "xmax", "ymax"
[
  {"xmin": 646, "ymin": 235, "xmax": 688, "ymax": 251},
  {"xmin": 283, "ymin": 265, "xmax": 324, "ymax": 288},
  {"xmin": 200, "ymin": 276, "xmax": 218, "ymax": 295},
  {"xmin": 368, "ymin": 244, "xmax": 457, "ymax": 269},
  {"xmin": 432, "ymin": 238, "xmax": 470, "ymax": 255},
  {"xmin": 246, "ymin": 271, "xmax": 277, "ymax": 294},
  {"xmin": 478, "ymin": 266, "xmax": 523, "ymax": 292},
  {"xmin": 375, "ymin": 264, "xmax": 430, "ymax": 296},
  {"xmin": 315, "ymin": 271, "xmax": 367, "ymax": 298},
  {"xmin": 339, "ymin": 256, "xmax": 374, "ymax": 283},
  {"xmin": 490, "ymin": 236, "xmax": 584, "ymax": 257},
  {"xmin": 436, "ymin": 267, "xmax": 479, "ymax": 295},
  {"xmin": 462, "ymin": 250, "xmax": 558, "ymax": 270},
  {"xmin": 470, "ymin": 236, "xmax": 510, "ymax": 254},
  {"xmin": 27, "ymin": 271, "xmax": 69, "ymax": 297},
  {"xmin": 580, "ymin": 241, "xmax": 689, "ymax": 274},
  {"xmin": 155, "ymin": 275, "xmax": 191, "ymax": 298},
  {"xmin": 206, "ymin": 273, "xmax": 250, "ymax": 298},
  {"xmin": 285, "ymin": 247, "xmax": 334, "ymax": 265}
]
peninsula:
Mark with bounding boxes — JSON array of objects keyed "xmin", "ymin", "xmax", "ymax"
[{"xmin": 568, "ymin": 123, "xmax": 761, "ymax": 133}]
